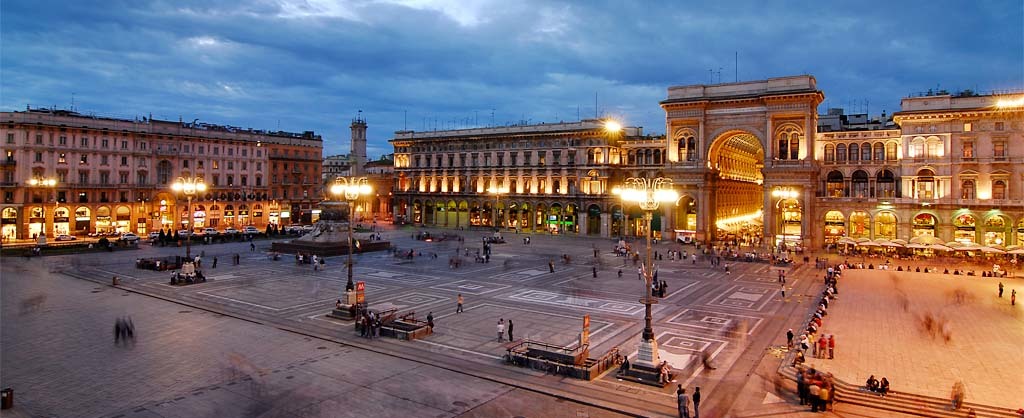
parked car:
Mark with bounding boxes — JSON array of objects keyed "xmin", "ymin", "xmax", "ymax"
[
  {"xmin": 120, "ymin": 232, "xmax": 140, "ymax": 242},
  {"xmin": 301, "ymin": 224, "xmax": 315, "ymax": 232},
  {"xmin": 202, "ymin": 227, "xmax": 219, "ymax": 236},
  {"xmin": 55, "ymin": 234, "xmax": 77, "ymax": 241},
  {"xmin": 177, "ymin": 229, "xmax": 192, "ymax": 238},
  {"xmin": 224, "ymin": 227, "xmax": 239, "ymax": 235},
  {"xmin": 243, "ymin": 226, "xmax": 259, "ymax": 234},
  {"xmin": 284, "ymin": 225, "xmax": 303, "ymax": 234},
  {"xmin": 148, "ymin": 232, "xmax": 161, "ymax": 240}
]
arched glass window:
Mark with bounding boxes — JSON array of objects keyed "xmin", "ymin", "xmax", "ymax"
[
  {"xmin": 993, "ymin": 180, "xmax": 1007, "ymax": 200},
  {"xmin": 778, "ymin": 136, "xmax": 789, "ymax": 160},
  {"xmin": 789, "ymin": 133, "xmax": 799, "ymax": 159},
  {"xmin": 824, "ymin": 144, "xmax": 835, "ymax": 162},
  {"xmin": 826, "ymin": 171, "xmax": 845, "ymax": 197},
  {"xmin": 885, "ymin": 142, "xmax": 897, "ymax": 160},
  {"xmin": 851, "ymin": 170, "xmax": 869, "ymax": 198},
  {"xmin": 861, "ymin": 143, "xmax": 871, "ymax": 161},
  {"xmin": 849, "ymin": 144, "xmax": 859, "ymax": 162},
  {"xmin": 917, "ymin": 169, "xmax": 935, "ymax": 199},
  {"xmin": 836, "ymin": 144, "xmax": 847, "ymax": 161},
  {"xmin": 686, "ymin": 137, "xmax": 696, "ymax": 161},
  {"xmin": 873, "ymin": 143, "xmax": 884, "ymax": 161},
  {"xmin": 876, "ymin": 169, "xmax": 896, "ymax": 198},
  {"xmin": 961, "ymin": 179, "xmax": 976, "ymax": 200}
]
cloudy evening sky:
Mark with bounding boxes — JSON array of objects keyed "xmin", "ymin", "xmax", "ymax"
[{"xmin": 2, "ymin": 0, "xmax": 1022, "ymax": 158}]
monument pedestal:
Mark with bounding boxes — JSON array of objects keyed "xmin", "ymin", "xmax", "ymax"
[
  {"xmin": 328, "ymin": 290, "xmax": 360, "ymax": 320},
  {"xmin": 617, "ymin": 339, "xmax": 666, "ymax": 387}
]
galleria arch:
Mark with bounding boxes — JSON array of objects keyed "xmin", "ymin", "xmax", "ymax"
[{"xmin": 661, "ymin": 75, "xmax": 822, "ymax": 247}]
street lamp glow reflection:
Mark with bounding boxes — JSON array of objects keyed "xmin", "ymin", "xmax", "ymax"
[
  {"xmin": 604, "ymin": 120, "xmax": 622, "ymax": 133},
  {"xmin": 170, "ymin": 177, "xmax": 206, "ymax": 260}
]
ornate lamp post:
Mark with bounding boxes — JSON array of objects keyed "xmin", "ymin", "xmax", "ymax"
[
  {"xmin": 171, "ymin": 177, "xmax": 207, "ymax": 259},
  {"xmin": 487, "ymin": 186, "xmax": 508, "ymax": 230},
  {"xmin": 28, "ymin": 177, "xmax": 57, "ymax": 243},
  {"xmin": 613, "ymin": 177, "xmax": 678, "ymax": 367},
  {"xmin": 330, "ymin": 176, "xmax": 372, "ymax": 292}
]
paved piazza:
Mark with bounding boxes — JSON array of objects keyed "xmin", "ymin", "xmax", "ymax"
[{"xmin": 4, "ymin": 226, "xmax": 1020, "ymax": 417}]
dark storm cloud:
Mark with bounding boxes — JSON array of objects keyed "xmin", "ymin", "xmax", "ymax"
[{"xmin": 3, "ymin": 0, "xmax": 1021, "ymax": 157}]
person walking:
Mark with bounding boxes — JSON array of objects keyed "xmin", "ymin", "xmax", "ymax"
[
  {"xmin": 817, "ymin": 334, "xmax": 828, "ymax": 358},
  {"xmin": 786, "ymin": 329, "xmax": 794, "ymax": 348},
  {"xmin": 677, "ymin": 386, "xmax": 690, "ymax": 418},
  {"xmin": 692, "ymin": 387, "xmax": 701, "ymax": 418},
  {"xmin": 497, "ymin": 318, "xmax": 505, "ymax": 342},
  {"xmin": 212, "ymin": 256, "xmax": 218, "ymax": 268},
  {"xmin": 548, "ymin": 259, "xmax": 554, "ymax": 273},
  {"xmin": 456, "ymin": 294, "xmax": 464, "ymax": 313},
  {"xmin": 507, "ymin": 319, "xmax": 514, "ymax": 341},
  {"xmin": 426, "ymin": 312, "xmax": 434, "ymax": 329},
  {"xmin": 592, "ymin": 266, "xmax": 597, "ymax": 278},
  {"xmin": 250, "ymin": 242, "xmax": 255, "ymax": 252},
  {"xmin": 828, "ymin": 334, "xmax": 835, "ymax": 359},
  {"xmin": 999, "ymin": 282, "xmax": 1004, "ymax": 298},
  {"xmin": 781, "ymin": 283, "xmax": 786, "ymax": 298},
  {"xmin": 1012, "ymin": 289, "xmax": 1017, "ymax": 306}
]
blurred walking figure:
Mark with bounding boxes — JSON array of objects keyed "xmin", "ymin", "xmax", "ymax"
[{"xmin": 114, "ymin": 316, "xmax": 135, "ymax": 345}]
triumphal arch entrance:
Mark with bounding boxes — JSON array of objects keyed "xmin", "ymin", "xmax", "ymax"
[{"xmin": 660, "ymin": 75, "xmax": 823, "ymax": 249}]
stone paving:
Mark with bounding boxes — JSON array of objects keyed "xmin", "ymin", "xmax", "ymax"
[
  {"xmin": 0, "ymin": 251, "xmax": 627, "ymax": 418},
  {"xmin": 805, "ymin": 268, "xmax": 1024, "ymax": 409},
  {"xmin": 11, "ymin": 226, "xmax": 1003, "ymax": 417}
]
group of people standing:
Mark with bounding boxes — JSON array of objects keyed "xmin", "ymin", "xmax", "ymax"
[{"xmin": 675, "ymin": 385, "xmax": 701, "ymax": 418}]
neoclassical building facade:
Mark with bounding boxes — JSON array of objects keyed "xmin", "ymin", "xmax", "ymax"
[
  {"xmin": 0, "ymin": 108, "xmax": 322, "ymax": 241},
  {"xmin": 390, "ymin": 76, "xmax": 1024, "ymax": 250}
]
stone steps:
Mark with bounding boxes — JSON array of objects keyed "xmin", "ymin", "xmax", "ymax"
[{"xmin": 779, "ymin": 365, "xmax": 1019, "ymax": 417}]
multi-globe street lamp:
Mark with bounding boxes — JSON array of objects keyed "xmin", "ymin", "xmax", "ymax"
[
  {"xmin": 171, "ymin": 177, "xmax": 207, "ymax": 260},
  {"xmin": 330, "ymin": 176, "xmax": 372, "ymax": 292},
  {"xmin": 613, "ymin": 177, "xmax": 678, "ymax": 367}
]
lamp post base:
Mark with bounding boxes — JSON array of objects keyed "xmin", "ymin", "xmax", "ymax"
[
  {"xmin": 328, "ymin": 290, "xmax": 360, "ymax": 320},
  {"xmin": 635, "ymin": 338, "xmax": 660, "ymax": 367}
]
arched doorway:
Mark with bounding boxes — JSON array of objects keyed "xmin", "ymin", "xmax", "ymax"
[
  {"xmin": 115, "ymin": 206, "xmax": 131, "ymax": 233},
  {"xmin": 96, "ymin": 206, "xmax": 112, "ymax": 234},
  {"xmin": 412, "ymin": 200, "xmax": 422, "ymax": 224},
  {"xmin": 874, "ymin": 211, "xmax": 897, "ymax": 240},
  {"xmin": 2, "ymin": 207, "xmax": 19, "ymax": 240},
  {"xmin": 424, "ymin": 199, "xmax": 435, "ymax": 225},
  {"xmin": 535, "ymin": 203, "xmax": 547, "ymax": 232},
  {"xmin": 611, "ymin": 205, "xmax": 623, "ymax": 237},
  {"xmin": 74, "ymin": 206, "xmax": 91, "ymax": 233},
  {"xmin": 823, "ymin": 210, "xmax": 845, "ymax": 245},
  {"xmin": 912, "ymin": 213, "xmax": 937, "ymax": 239},
  {"xmin": 675, "ymin": 195, "xmax": 697, "ymax": 232},
  {"xmin": 916, "ymin": 169, "xmax": 936, "ymax": 199},
  {"xmin": 849, "ymin": 211, "xmax": 870, "ymax": 239},
  {"xmin": 457, "ymin": 200, "xmax": 469, "ymax": 227},
  {"xmin": 53, "ymin": 206, "xmax": 70, "ymax": 236},
  {"xmin": 851, "ymin": 170, "xmax": 869, "ymax": 198},
  {"xmin": 445, "ymin": 200, "xmax": 457, "ymax": 227},
  {"xmin": 547, "ymin": 204, "xmax": 562, "ymax": 234},
  {"xmin": 1017, "ymin": 218, "xmax": 1024, "ymax": 246},
  {"xmin": 777, "ymin": 198, "xmax": 801, "ymax": 248},
  {"xmin": 983, "ymin": 215, "xmax": 1009, "ymax": 246},
  {"xmin": 565, "ymin": 204, "xmax": 577, "ymax": 234},
  {"xmin": 953, "ymin": 213, "xmax": 976, "ymax": 244},
  {"xmin": 587, "ymin": 205, "xmax": 601, "ymax": 235},
  {"xmin": 708, "ymin": 131, "xmax": 765, "ymax": 243}
]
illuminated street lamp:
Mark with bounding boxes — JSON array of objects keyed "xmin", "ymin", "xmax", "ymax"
[
  {"xmin": 487, "ymin": 186, "xmax": 508, "ymax": 230},
  {"xmin": 330, "ymin": 176, "xmax": 372, "ymax": 292},
  {"xmin": 28, "ymin": 177, "xmax": 58, "ymax": 243},
  {"xmin": 772, "ymin": 188, "xmax": 800, "ymax": 250},
  {"xmin": 613, "ymin": 177, "xmax": 678, "ymax": 367},
  {"xmin": 171, "ymin": 177, "xmax": 207, "ymax": 259}
]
